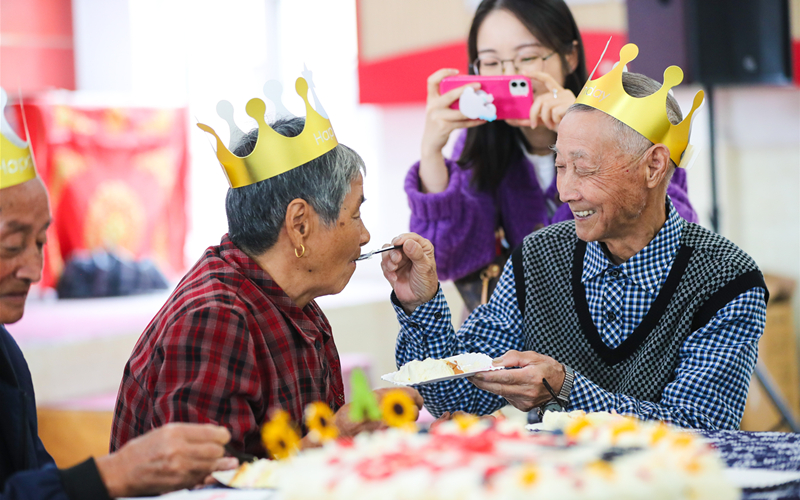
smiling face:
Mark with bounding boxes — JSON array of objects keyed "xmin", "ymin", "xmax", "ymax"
[
  {"xmin": 305, "ymin": 174, "xmax": 370, "ymax": 297},
  {"xmin": 476, "ymin": 9, "xmax": 569, "ymax": 103},
  {"xmin": 0, "ymin": 178, "xmax": 51, "ymax": 324},
  {"xmin": 554, "ymin": 110, "xmax": 650, "ymax": 245}
]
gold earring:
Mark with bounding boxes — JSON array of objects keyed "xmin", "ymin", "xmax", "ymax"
[{"xmin": 295, "ymin": 244, "xmax": 305, "ymax": 258}]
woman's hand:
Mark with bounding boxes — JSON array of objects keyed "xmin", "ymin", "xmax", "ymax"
[
  {"xmin": 527, "ymin": 71, "xmax": 576, "ymax": 131},
  {"xmin": 419, "ymin": 69, "xmax": 486, "ymax": 194},
  {"xmin": 381, "ymin": 233, "xmax": 438, "ymax": 314}
]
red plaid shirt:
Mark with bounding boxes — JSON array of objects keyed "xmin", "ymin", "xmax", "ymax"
[{"xmin": 110, "ymin": 235, "xmax": 344, "ymax": 456}]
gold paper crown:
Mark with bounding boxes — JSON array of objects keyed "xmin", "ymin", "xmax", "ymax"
[
  {"xmin": 574, "ymin": 43, "xmax": 704, "ymax": 167},
  {"xmin": 0, "ymin": 87, "xmax": 38, "ymax": 189},
  {"xmin": 197, "ymin": 75, "xmax": 338, "ymax": 188}
]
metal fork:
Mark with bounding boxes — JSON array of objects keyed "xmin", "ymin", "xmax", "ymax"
[{"xmin": 356, "ymin": 244, "xmax": 402, "ymax": 261}]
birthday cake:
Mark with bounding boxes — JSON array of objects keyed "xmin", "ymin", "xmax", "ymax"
[{"xmin": 272, "ymin": 412, "xmax": 737, "ymax": 500}]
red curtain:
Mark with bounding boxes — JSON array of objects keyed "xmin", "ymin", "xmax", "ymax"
[{"xmin": 12, "ymin": 96, "xmax": 189, "ymax": 290}]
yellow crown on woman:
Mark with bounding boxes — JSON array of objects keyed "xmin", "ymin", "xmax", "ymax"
[
  {"xmin": 0, "ymin": 87, "xmax": 38, "ymax": 189},
  {"xmin": 198, "ymin": 74, "xmax": 338, "ymax": 188},
  {"xmin": 575, "ymin": 43, "xmax": 704, "ymax": 167}
]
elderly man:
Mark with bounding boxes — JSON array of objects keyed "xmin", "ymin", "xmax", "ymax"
[
  {"xmin": 383, "ymin": 45, "xmax": 768, "ymax": 430},
  {"xmin": 0, "ymin": 89, "xmax": 236, "ymax": 499}
]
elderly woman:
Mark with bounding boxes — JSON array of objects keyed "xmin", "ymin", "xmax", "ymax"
[{"xmin": 111, "ymin": 116, "xmax": 419, "ymax": 457}]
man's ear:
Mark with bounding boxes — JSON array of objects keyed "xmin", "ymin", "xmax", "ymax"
[
  {"xmin": 644, "ymin": 144, "xmax": 672, "ymax": 189},
  {"xmin": 284, "ymin": 198, "xmax": 314, "ymax": 248}
]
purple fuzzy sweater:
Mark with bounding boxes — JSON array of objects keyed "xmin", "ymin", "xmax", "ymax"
[{"xmin": 405, "ymin": 132, "xmax": 699, "ymax": 281}]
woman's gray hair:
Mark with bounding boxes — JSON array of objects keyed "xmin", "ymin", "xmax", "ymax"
[
  {"xmin": 225, "ymin": 116, "xmax": 365, "ymax": 256},
  {"xmin": 568, "ymin": 72, "xmax": 684, "ymax": 168}
]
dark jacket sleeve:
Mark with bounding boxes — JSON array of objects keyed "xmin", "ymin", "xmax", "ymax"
[
  {"xmin": 0, "ymin": 326, "xmax": 110, "ymax": 500},
  {"xmin": 2, "ymin": 458, "xmax": 111, "ymax": 500}
]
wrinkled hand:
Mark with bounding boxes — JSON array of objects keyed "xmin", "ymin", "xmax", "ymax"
[
  {"xmin": 422, "ymin": 68, "xmax": 487, "ymax": 159},
  {"xmin": 381, "ymin": 234, "xmax": 438, "ymax": 314},
  {"xmin": 96, "ymin": 423, "xmax": 231, "ymax": 498},
  {"xmin": 335, "ymin": 387, "xmax": 424, "ymax": 437},
  {"xmin": 469, "ymin": 350, "xmax": 565, "ymax": 412}
]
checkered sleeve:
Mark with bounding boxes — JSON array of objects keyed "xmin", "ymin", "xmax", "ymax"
[
  {"xmin": 394, "ymin": 259, "xmax": 525, "ymax": 417},
  {"xmin": 568, "ymin": 287, "xmax": 766, "ymax": 430}
]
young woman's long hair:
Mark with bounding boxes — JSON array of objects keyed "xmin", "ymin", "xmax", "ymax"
[{"xmin": 458, "ymin": 0, "xmax": 587, "ymax": 191}]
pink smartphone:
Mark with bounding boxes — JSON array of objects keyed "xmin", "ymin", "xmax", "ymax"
[{"xmin": 440, "ymin": 75, "xmax": 533, "ymax": 120}]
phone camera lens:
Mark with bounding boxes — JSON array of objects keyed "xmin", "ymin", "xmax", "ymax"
[
  {"xmin": 511, "ymin": 82, "xmax": 518, "ymax": 87},
  {"xmin": 520, "ymin": 81, "xmax": 527, "ymax": 87}
]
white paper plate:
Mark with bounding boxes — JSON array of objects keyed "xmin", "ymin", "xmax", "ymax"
[
  {"xmin": 724, "ymin": 467, "xmax": 800, "ymax": 489},
  {"xmin": 211, "ymin": 459, "xmax": 281, "ymax": 490},
  {"xmin": 381, "ymin": 353, "xmax": 504, "ymax": 386},
  {"xmin": 211, "ymin": 469, "xmax": 237, "ymax": 486},
  {"xmin": 121, "ymin": 488, "xmax": 276, "ymax": 499}
]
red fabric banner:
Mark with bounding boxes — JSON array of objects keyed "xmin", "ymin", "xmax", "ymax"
[{"xmin": 12, "ymin": 97, "xmax": 189, "ymax": 290}]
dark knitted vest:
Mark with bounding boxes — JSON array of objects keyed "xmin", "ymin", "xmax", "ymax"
[{"xmin": 511, "ymin": 220, "xmax": 768, "ymax": 403}]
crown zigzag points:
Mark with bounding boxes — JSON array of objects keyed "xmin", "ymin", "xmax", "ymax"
[
  {"xmin": 0, "ymin": 87, "xmax": 38, "ymax": 190},
  {"xmin": 197, "ymin": 75, "xmax": 338, "ymax": 188},
  {"xmin": 574, "ymin": 43, "xmax": 704, "ymax": 167}
]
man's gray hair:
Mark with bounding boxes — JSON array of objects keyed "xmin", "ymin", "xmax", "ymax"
[
  {"xmin": 225, "ymin": 116, "xmax": 365, "ymax": 256},
  {"xmin": 569, "ymin": 72, "xmax": 684, "ymax": 168}
]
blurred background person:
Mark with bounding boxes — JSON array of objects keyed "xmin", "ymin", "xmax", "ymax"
[{"xmin": 0, "ymin": 96, "xmax": 237, "ymax": 498}]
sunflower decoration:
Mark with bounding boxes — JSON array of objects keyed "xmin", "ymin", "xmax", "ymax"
[
  {"xmin": 304, "ymin": 401, "xmax": 338, "ymax": 443},
  {"xmin": 518, "ymin": 464, "xmax": 540, "ymax": 488},
  {"xmin": 380, "ymin": 389, "xmax": 418, "ymax": 431},
  {"xmin": 261, "ymin": 410, "xmax": 301, "ymax": 460},
  {"xmin": 453, "ymin": 412, "xmax": 480, "ymax": 432}
]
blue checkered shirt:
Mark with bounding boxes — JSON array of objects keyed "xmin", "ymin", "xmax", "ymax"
[{"xmin": 394, "ymin": 198, "xmax": 766, "ymax": 429}]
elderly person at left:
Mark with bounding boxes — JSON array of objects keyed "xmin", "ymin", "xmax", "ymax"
[
  {"xmin": 382, "ymin": 45, "xmax": 768, "ymax": 430},
  {"xmin": 0, "ymin": 87, "xmax": 238, "ymax": 499},
  {"xmin": 111, "ymin": 77, "xmax": 421, "ymax": 457}
]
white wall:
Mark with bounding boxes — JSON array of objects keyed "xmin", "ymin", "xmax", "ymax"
[
  {"xmin": 69, "ymin": 0, "xmax": 800, "ymax": 343},
  {"xmin": 72, "ymin": 0, "xmax": 132, "ymax": 92}
]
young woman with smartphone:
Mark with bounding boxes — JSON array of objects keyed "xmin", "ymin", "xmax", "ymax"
[{"xmin": 406, "ymin": 0, "xmax": 697, "ymax": 311}]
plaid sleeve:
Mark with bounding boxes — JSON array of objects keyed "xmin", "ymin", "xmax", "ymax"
[
  {"xmin": 394, "ymin": 259, "xmax": 525, "ymax": 416},
  {"xmin": 151, "ymin": 307, "xmax": 263, "ymax": 450},
  {"xmin": 568, "ymin": 287, "xmax": 766, "ymax": 430}
]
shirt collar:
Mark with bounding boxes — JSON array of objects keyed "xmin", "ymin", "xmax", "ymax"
[
  {"xmin": 582, "ymin": 197, "xmax": 684, "ymax": 294},
  {"xmin": 217, "ymin": 234, "xmax": 331, "ymax": 340}
]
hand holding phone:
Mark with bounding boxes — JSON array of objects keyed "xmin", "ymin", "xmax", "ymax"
[{"xmin": 439, "ymin": 75, "xmax": 533, "ymax": 121}]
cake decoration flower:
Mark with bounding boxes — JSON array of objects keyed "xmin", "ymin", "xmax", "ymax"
[
  {"xmin": 261, "ymin": 410, "xmax": 301, "ymax": 459},
  {"xmin": 380, "ymin": 389, "xmax": 417, "ymax": 430},
  {"xmin": 519, "ymin": 464, "xmax": 539, "ymax": 487},
  {"xmin": 453, "ymin": 412, "xmax": 480, "ymax": 432},
  {"xmin": 305, "ymin": 401, "xmax": 338, "ymax": 443},
  {"xmin": 564, "ymin": 415, "xmax": 591, "ymax": 438}
]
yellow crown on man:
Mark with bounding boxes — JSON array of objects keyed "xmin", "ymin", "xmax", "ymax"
[
  {"xmin": 0, "ymin": 87, "xmax": 38, "ymax": 189},
  {"xmin": 575, "ymin": 43, "xmax": 704, "ymax": 167},
  {"xmin": 198, "ymin": 72, "xmax": 338, "ymax": 189}
]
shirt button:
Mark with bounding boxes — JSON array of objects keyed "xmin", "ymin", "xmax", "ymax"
[
  {"xmin": 606, "ymin": 311, "xmax": 616, "ymax": 322},
  {"xmin": 314, "ymin": 340, "xmax": 321, "ymax": 350},
  {"xmin": 434, "ymin": 312, "xmax": 443, "ymax": 320},
  {"xmin": 409, "ymin": 322, "xmax": 420, "ymax": 329},
  {"xmin": 607, "ymin": 269, "xmax": 619, "ymax": 278}
]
